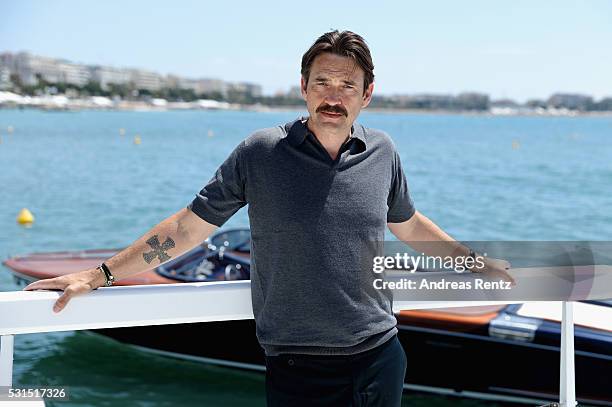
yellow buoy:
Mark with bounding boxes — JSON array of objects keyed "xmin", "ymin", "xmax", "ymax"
[
  {"xmin": 207, "ymin": 129, "xmax": 214, "ymax": 137},
  {"xmin": 512, "ymin": 139, "xmax": 520, "ymax": 150},
  {"xmin": 119, "ymin": 128, "xmax": 126, "ymax": 136},
  {"xmin": 7, "ymin": 125, "xmax": 14, "ymax": 134},
  {"xmin": 17, "ymin": 208, "xmax": 35, "ymax": 225},
  {"xmin": 134, "ymin": 135, "xmax": 141, "ymax": 145}
]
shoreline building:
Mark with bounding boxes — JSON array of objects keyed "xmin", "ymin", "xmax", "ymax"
[
  {"xmin": 0, "ymin": 52, "xmax": 90, "ymax": 87},
  {"xmin": 0, "ymin": 51, "xmax": 262, "ymax": 100}
]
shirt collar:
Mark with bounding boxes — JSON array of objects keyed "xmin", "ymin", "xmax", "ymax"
[{"xmin": 286, "ymin": 117, "xmax": 367, "ymax": 150}]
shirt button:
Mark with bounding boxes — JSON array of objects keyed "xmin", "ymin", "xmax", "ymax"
[{"xmin": 287, "ymin": 359, "xmax": 295, "ymax": 366}]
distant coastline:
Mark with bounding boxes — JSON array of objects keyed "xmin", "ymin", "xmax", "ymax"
[
  {"xmin": 2, "ymin": 97, "xmax": 611, "ymax": 118},
  {"xmin": 2, "ymin": 51, "xmax": 612, "ymax": 117}
]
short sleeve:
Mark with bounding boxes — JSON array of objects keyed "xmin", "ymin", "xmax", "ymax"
[
  {"xmin": 187, "ymin": 141, "xmax": 247, "ymax": 226},
  {"xmin": 387, "ymin": 150, "xmax": 416, "ymax": 223}
]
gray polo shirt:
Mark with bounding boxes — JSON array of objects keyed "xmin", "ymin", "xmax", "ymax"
[{"xmin": 188, "ymin": 117, "xmax": 415, "ymax": 356}]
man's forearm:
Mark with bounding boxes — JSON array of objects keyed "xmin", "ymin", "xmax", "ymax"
[
  {"xmin": 23, "ymin": 207, "xmax": 219, "ymax": 312},
  {"xmin": 389, "ymin": 211, "xmax": 512, "ymax": 278},
  {"xmin": 99, "ymin": 207, "xmax": 217, "ymax": 285},
  {"xmin": 388, "ymin": 211, "xmax": 470, "ymax": 259}
]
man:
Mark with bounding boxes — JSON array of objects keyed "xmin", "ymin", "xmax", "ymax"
[{"xmin": 25, "ymin": 30, "xmax": 513, "ymax": 406}]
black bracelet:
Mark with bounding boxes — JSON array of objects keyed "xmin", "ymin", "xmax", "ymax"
[{"xmin": 98, "ymin": 262, "xmax": 115, "ymax": 287}]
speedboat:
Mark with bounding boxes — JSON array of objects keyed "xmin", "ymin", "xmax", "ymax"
[{"xmin": 4, "ymin": 228, "xmax": 612, "ymax": 406}]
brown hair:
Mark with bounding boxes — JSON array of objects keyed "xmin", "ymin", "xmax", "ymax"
[{"xmin": 301, "ymin": 30, "xmax": 374, "ymax": 93}]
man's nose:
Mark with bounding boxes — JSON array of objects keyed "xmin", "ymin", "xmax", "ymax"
[{"xmin": 324, "ymin": 88, "xmax": 342, "ymax": 105}]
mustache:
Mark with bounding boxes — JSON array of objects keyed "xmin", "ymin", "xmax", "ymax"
[{"xmin": 316, "ymin": 104, "xmax": 347, "ymax": 116}]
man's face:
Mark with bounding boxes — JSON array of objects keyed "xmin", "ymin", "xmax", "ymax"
[{"xmin": 301, "ymin": 52, "xmax": 374, "ymax": 132}]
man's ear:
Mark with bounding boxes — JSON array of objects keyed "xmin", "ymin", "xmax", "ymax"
[
  {"xmin": 300, "ymin": 76, "xmax": 308, "ymax": 100},
  {"xmin": 362, "ymin": 82, "xmax": 374, "ymax": 108}
]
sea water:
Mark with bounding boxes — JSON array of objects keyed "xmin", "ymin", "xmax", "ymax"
[{"xmin": 1, "ymin": 109, "xmax": 611, "ymax": 406}]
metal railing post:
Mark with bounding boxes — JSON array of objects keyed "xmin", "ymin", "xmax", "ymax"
[
  {"xmin": 0, "ymin": 334, "xmax": 14, "ymax": 387},
  {"xmin": 560, "ymin": 301, "xmax": 576, "ymax": 407}
]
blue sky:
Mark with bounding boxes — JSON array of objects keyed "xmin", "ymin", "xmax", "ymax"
[{"xmin": 2, "ymin": 0, "xmax": 611, "ymax": 101}]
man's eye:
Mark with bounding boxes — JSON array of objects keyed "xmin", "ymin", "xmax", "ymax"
[{"xmin": 344, "ymin": 85, "xmax": 354, "ymax": 89}]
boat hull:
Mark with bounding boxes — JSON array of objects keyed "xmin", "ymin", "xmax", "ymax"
[{"xmin": 85, "ymin": 314, "xmax": 612, "ymax": 406}]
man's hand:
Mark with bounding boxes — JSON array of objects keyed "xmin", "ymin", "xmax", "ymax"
[
  {"xmin": 470, "ymin": 257, "xmax": 516, "ymax": 286},
  {"xmin": 23, "ymin": 268, "xmax": 105, "ymax": 313}
]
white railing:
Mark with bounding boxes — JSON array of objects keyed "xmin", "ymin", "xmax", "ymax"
[{"xmin": 0, "ymin": 281, "xmax": 576, "ymax": 407}]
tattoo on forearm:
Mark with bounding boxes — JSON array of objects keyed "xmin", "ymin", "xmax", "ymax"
[{"xmin": 143, "ymin": 235, "xmax": 176, "ymax": 264}]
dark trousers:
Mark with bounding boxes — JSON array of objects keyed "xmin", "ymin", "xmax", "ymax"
[{"xmin": 265, "ymin": 334, "xmax": 407, "ymax": 407}]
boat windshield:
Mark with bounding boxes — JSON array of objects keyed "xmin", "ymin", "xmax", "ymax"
[{"xmin": 208, "ymin": 228, "xmax": 251, "ymax": 252}]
